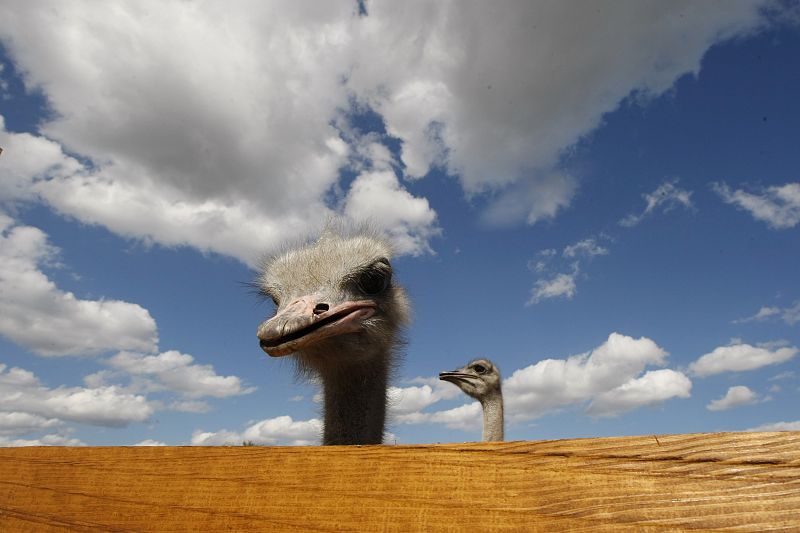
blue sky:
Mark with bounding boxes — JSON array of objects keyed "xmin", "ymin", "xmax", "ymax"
[{"xmin": 0, "ymin": 1, "xmax": 798, "ymax": 446}]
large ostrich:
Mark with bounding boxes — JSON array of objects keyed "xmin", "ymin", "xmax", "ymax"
[
  {"xmin": 439, "ymin": 358, "xmax": 504, "ymax": 442},
  {"xmin": 256, "ymin": 226, "xmax": 409, "ymax": 445}
]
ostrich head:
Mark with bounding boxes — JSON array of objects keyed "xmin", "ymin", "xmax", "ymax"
[
  {"xmin": 256, "ymin": 227, "xmax": 410, "ymax": 375},
  {"xmin": 439, "ymin": 358, "xmax": 502, "ymax": 401}
]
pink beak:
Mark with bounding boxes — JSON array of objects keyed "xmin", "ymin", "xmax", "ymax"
[{"xmin": 257, "ymin": 295, "xmax": 376, "ymax": 357}]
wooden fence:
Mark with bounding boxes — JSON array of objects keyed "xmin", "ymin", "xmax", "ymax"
[{"xmin": 1, "ymin": 431, "xmax": 799, "ymax": 531}]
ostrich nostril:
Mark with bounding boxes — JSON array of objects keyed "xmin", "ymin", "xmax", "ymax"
[{"xmin": 313, "ymin": 303, "xmax": 329, "ymax": 315}]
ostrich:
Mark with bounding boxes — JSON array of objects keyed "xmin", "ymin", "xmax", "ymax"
[
  {"xmin": 439, "ymin": 358, "xmax": 504, "ymax": 442},
  {"xmin": 256, "ymin": 226, "xmax": 409, "ymax": 445}
]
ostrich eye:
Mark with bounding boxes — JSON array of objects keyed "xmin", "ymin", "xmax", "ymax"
[
  {"xmin": 473, "ymin": 364, "xmax": 487, "ymax": 374},
  {"xmin": 357, "ymin": 259, "xmax": 392, "ymax": 295}
]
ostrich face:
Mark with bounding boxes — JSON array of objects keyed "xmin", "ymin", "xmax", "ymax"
[
  {"xmin": 439, "ymin": 359, "xmax": 501, "ymax": 400},
  {"xmin": 256, "ymin": 232, "xmax": 409, "ymax": 368}
]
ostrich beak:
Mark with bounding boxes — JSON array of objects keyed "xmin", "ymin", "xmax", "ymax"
[
  {"xmin": 257, "ymin": 295, "xmax": 376, "ymax": 357},
  {"xmin": 438, "ymin": 371, "xmax": 476, "ymax": 384}
]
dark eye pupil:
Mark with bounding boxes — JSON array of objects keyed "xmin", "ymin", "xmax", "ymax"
[
  {"xmin": 357, "ymin": 260, "xmax": 392, "ymax": 295},
  {"xmin": 358, "ymin": 269, "xmax": 389, "ymax": 295},
  {"xmin": 473, "ymin": 364, "xmax": 486, "ymax": 374}
]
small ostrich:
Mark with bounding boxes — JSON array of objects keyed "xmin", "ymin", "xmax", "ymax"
[
  {"xmin": 439, "ymin": 358, "xmax": 504, "ymax": 442},
  {"xmin": 256, "ymin": 226, "xmax": 409, "ymax": 445}
]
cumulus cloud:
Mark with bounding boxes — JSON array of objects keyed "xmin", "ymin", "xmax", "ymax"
[
  {"xmin": 0, "ymin": 0, "xmax": 777, "ymax": 260},
  {"xmin": 106, "ymin": 350, "xmax": 255, "ymax": 399},
  {"xmin": 342, "ymin": 169, "xmax": 440, "ymax": 256},
  {"xmin": 689, "ymin": 341, "xmax": 798, "ymax": 376},
  {"xmin": 0, "ymin": 355, "xmax": 263, "ymax": 445},
  {"xmin": 620, "ymin": 180, "xmax": 694, "ymax": 227},
  {"xmin": 388, "ymin": 377, "xmax": 462, "ymax": 416},
  {"xmin": 527, "ymin": 268, "xmax": 579, "ymax": 305},
  {"xmin": 0, "ymin": 214, "xmax": 158, "ymax": 356},
  {"xmin": 353, "ymin": 1, "xmax": 770, "ymax": 203},
  {"xmin": 479, "ymin": 173, "xmax": 578, "ymax": 227},
  {"xmin": 0, "ymin": 2, "xmax": 438, "ymax": 263},
  {"xmin": 396, "ymin": 402, "xmax": 483, "ymax": 432},
  {"xmin": 397, "ymin": 333, "xmax": 691, "ymax": 430},
  {"xmin": 0, "ymin": 116, "xmax": 84, "ymax": 202},
  {"xmin": 587, "ymin": 369, "xmax": 692, "ymax": 417},
  {"xmin": 706, "ymin": 385, "xmax": 760, "ymax": 411},
  {"xmin": 769, "ymin": 371, "xmax": 796, "ymax": 381},
  {"xmin": 0, "ymin": 363, "xmax": 154, "ymax": 428},
  {"xmin": 734, "ymin": 306, "xmax": 782, "ymax": 324},
  {"xmin": 713, "ymin": 182, "xmax": 800, "ymax": 229},
  {"xmin": 746, "ymin": 420, "xmax": 800, "ymax": 431},
  {"xmin": 133, "ymin": 439, "xmax": 167, "ymax": 446},
  {"xmin": 527, "ymin": 235, "xmax": 612, "ymax": 305},
  {"xmin": 192, "ymin": 415, "xmax": 322, "ymax": 446},
  {"xmin": 0, "ymin": 434, "xmax": 85, "ymax": 447},
  {"xmin": 505, "ymin": 333, "xmax": 688, "ymax": 420},
  {"xmin": 0, "ymin": 411, "xmax": 61, "ymax": 436},
  {"xmin": 783, "ymin": 302, "xmax": 800, "ymax": 326},
  {"xmin": 734, "ymin": 301, "xmax": 800, "ymax": 326},
  {"xmin": 563, "ymin": 238, "xmax": 610, "ymax": 259}
]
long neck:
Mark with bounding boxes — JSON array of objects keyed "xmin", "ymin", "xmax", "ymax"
[
  {"xmin": 320, "ymin": 357, "xmax": 389, "ymax": 445},
  {"xmin": 480, "ymin": 389, "xmax": 504, "ymax": 442}
]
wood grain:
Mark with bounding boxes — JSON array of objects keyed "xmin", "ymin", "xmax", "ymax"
[{"xmin": 1, "ymin": 431, "xmax": 799, "ymax": 531}]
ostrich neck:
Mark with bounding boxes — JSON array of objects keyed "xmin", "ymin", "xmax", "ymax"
[
  {"xmin": 320, "ymin": 357, "xmax": 388, "ymax": 445},
  {"xmin": 480, "ymin": 389, "xmax": 504, "ymax": 442}
]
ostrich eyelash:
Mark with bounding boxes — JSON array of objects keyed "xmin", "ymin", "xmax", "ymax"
[
  {"xmin": 258, "ymin": 286, "xmax": 280, "ymax": 305},
  {"xmin": 344, "ymin": 258, "xmax": 392, "ymax": 285}
]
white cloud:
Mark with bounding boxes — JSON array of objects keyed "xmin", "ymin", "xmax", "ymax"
[
  {"xmin": 342, "ymin": 169, "xmax": 440, "ymax": 256},
  {"xmin": 400, "ymin": 333, "xmax": 690, "ymax": 430},
  {"xmin": 106, "ymin": 350, "xmax": 255, "ymax": 399},
  {"xmin": 563, "ymin": 238, "xmax": 610, "ymax": 259},
  {"xmin": 0, "ymin": 215, "xmax": 158, "ymax": 356},
  {"xmin": 783, "ymin": 301, "xmax": 800, "ymax": 326},
  {"xmin": 396, "ymin": 402, "xmax": 483, "ymax": 432},
  {"xmin": 746, "ymin": 420, "xmax": 800, "ymax": 431},
  {"xmin": 0, "ymin": 116, "xmax": 84, "ymax": 202},
  {"xmin": 706, "ymin": 385, "xmax": 760, "ymax": 411},
  {"xmin": 133, "ymin": 439, "xmax": 167, "ymax": 446},
  {"xmin": 734, "ymin": 302, "xmax": 800, "ymax": 326},
  {"xmin": 620, "ymin": 180, "xmax": 694, "ymax": 227},
  {"xmin": 0, "ymin": 411, "xmax": 61, "ymax": 435},
  {"xmin": 388, "ymin": 378, "xmax": 461, "ymax": 416},
  {"xmin": 0, "ymin": 1, "xmax": 777, "ymax": 258},
  {"xmin": 0, "ymin": 3, "xmax": 438, "ymax": 264},
  {"xmin": 527, "ymin": 235, "xmax": 612, "ymax": 305},
  {"xmin": 587, "ymin": 370, "xmax": 692, "ymax": 417},
  {"xmin": 734, "ymin": 306, "xmax": 782, "ymax": 323},
  {"xmin": 689, "ymin": 341, "xmax": 798, "ymax": 376},
  {"xmin": 736, "ymin": 301, "xmax": 800, "ymax": 326},
  {"xmin": 480, "ymin": 173, "xmax": 578, "ymax": 227},
  {"xmin": 192, "ymin": 415, "xmax": 323, "ymax": 446},
  {"xmin": 504, "ymin": 333, "xmax": 685, "ymax": 421},
  {"xmin": 34, "ymin": 171, "xmax": 321, "ymax": 267},
  {"xmin": 353, "ymin": 1, "xmax": 770, "ymax": 221},
  {"xmin": 0, "ymin": 433, "xmax": 85, "ymax": 447},
  {"xmin": 0, "ymin": 363, "xmax": 154, "ymax": 428},
  {"xmin": 713, "ymin": 182, "xmax": 800, "ymax": 229},
  {"xmin": 527, "ymin": 266, "xmax": 579, "ymax": 305}
]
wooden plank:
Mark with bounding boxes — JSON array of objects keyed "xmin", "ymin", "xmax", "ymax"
[{"xmin": 1, "ymin": 431, "xmax": 799, "ymax": 531}]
